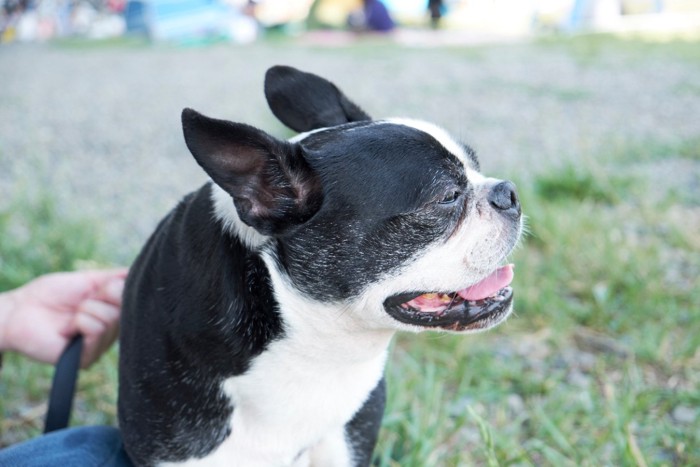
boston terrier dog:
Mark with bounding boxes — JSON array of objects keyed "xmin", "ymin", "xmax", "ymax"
[{"xmin": 119, "ymin": 66, "xmax": 522, "ymax": 467}]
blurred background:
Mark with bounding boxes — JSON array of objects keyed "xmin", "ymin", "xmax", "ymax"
[
  {"xmin": 1, "ymin": 0, "xmax": 699, "ymax": 465},
  {"xmin": 3, "ymin": 0, "xmax": 700, "ymax": 43}
]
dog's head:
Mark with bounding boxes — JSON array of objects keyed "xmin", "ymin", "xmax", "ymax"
[{"xmin": 182, "ymin": 66, "xmax": 522, "ymax": 333}]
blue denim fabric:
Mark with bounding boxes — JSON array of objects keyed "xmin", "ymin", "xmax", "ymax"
[{"xmin": 0, "ymin": 426, "xmax": 133, "ymax": 467}]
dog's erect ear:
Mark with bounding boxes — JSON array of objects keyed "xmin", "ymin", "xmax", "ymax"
[
  {"xmin": 182, "ymin": 108, "xmax": 323, "ymax": 236},
  {"xmin": 264, "ymin": 65, "xmax": 371, "ymax": 133}
]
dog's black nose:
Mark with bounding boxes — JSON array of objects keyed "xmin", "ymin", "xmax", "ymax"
[{"xmin": 488, "ymin": 181, "xmax": 521, "ymax": 218}]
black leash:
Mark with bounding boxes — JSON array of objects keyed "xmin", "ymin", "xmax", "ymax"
[{"xmin": 44, "ymin": 334, "xmax": 83, "ymax": 433}]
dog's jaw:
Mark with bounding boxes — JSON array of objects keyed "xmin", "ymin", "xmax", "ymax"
[{"xmin": 211, "ymin": 183, "xmax": 269, "ymax": 250}]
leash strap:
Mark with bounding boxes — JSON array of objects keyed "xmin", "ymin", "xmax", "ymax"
[{"xmin": 44, "ymin": 334, "xmax": 83, "ymax": 433}]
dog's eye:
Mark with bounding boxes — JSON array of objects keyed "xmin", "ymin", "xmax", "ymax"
[{"xmin": 438, "ymin": 190, "xmax": 461, "ymax": 205}]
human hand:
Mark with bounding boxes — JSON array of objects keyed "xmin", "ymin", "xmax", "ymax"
[{"xmin": 0, "ymin": 269, "xmax": 128, "ymax": 368}]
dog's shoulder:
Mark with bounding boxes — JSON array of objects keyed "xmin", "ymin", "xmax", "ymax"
[{"xmin": 119, "ymin": 183, "xmax": 287, "ymax": 465}]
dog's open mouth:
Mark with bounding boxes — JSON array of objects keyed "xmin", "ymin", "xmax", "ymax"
[{"xmin": 383, "ymin": 265, "xmax": 514, "ymax": 331}]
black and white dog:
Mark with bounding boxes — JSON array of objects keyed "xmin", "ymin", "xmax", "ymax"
[{"xmin": 119, "ymin": 66, "xmax": 522, "ymax": 466}]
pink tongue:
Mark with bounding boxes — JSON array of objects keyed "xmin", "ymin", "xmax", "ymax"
[{"xmin": 457, "ymin": 264, "xmax": 514, "ymax": 301}]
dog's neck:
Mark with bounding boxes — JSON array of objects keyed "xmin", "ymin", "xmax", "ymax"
[
  {"xmin": 213, "ymin": 180, "xmax": 396, "ymax": 360},
  {"xmin": 262, "ymin": 249, "xmax": 396, "ymax": 362},
  {"xmin": 214, "ymin": 254, "xmax": 392, "ymax": 466}
]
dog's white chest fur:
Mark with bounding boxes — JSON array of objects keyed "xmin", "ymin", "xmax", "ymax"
[
  {"xmin": 221, "ymin": 337, "xmax": 386, "ymax": 466},
  {"xmin": 164, "ymin": 262, "xmax": 393, "ymax": 467}
]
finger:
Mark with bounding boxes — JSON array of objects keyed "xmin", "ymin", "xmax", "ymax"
[
  {"xmin": 24, "ymin": 269, "xmax": 128, "ymax": 313},
  {"xmin": 76, "ymin": 312, "xmax": 108, "ymax": 368},
  {"xmin": 92, "ymin": 277, "xmax": 126, "ymax": 307},
  {"xmin": 76, "ymin": 311, "xmax": 119, "ymax": 369},
  {"xmin": 77, "ymin": 299, "xmax": 120, "ymax": 331},
  {"xmin": 59, "ymin": 319, "xmax": 80, "ymax": 340},
  {"xmin": 81, "ymin": 268, "xmax": 129, "ymax": 292},
  {"xmin": 81, "ymin": 268, "xmax": 129, "ymax": 280},
  {"xmin": 75, "ymin": 300, "xmax": 120, "ymax": 368}
]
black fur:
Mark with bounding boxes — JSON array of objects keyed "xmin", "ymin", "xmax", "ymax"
[
  {"xmin": 345, "ymin": 378, "xmax": 386, "ymax": 467},
  {"xmin": 119, "ymin": 185, "xmax": 284, "ymax": 464},
  {"xmin": 264, "ymin": 65, "xmax": 370, "ymax": 132},
  {"xmin": 182, "ymin": 110, "xmax": 323, "ymax": 236}
]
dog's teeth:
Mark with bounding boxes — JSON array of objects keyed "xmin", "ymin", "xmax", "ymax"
[{"xmin": 438, "ymin": 294, "xmax": 453, "ymax": 303}]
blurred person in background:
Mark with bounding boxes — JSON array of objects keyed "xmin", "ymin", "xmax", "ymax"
[
  {"xmin": 347, "ymin": 0, "xmax": 394, "ymax": 32},
  {"xmin": 428, "ymin": 0, "xmax": 443, "ymax": 28}
]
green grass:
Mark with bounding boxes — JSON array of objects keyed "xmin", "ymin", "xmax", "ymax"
[
  {"xmin": 534, "ymin": 33, "xmax": 700, "ymax": 65},
  {"xmin": 0, "ymin": 192, "xmax": 119, "ymax": 446},
  {"xmin": 51, "ymin": 36, "xmax": 150, "ymax": 50},
  {"xmin": 2, "ymin": 155, "xmax": 697, "ymax": 464},
  {"xmin": 605, "ymin": 136, "xmax": 700, "ymax": 164},
  {"xmin": 533, "ymin": 164, "xmax": 632, "ymax": 204},
  {"xmin": 0, "ymin": 193, "xmax": 102, "ymax": 291}
]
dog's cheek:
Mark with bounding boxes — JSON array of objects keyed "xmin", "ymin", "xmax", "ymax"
[{"xmin": 278, "ymin": 213, "xmax": 448, "ymax": 303}]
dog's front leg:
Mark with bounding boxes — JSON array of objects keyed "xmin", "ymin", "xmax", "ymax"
[{"xmin": 304, "ymin": 427, "xmax": 354, "ymax": 467}]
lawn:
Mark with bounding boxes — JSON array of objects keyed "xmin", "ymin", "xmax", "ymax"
[{"xmin": 1, "ymin": 35, "xmax": 698, "ymax": 465}]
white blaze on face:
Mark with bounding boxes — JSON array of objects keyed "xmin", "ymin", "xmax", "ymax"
[
  {"xmin": 386, "ymin": 117, "xmax": 488, "ymax": 184},
  {"xmin": 386, "ymin": 118, "xmax": 470, "ymax": 164}
]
